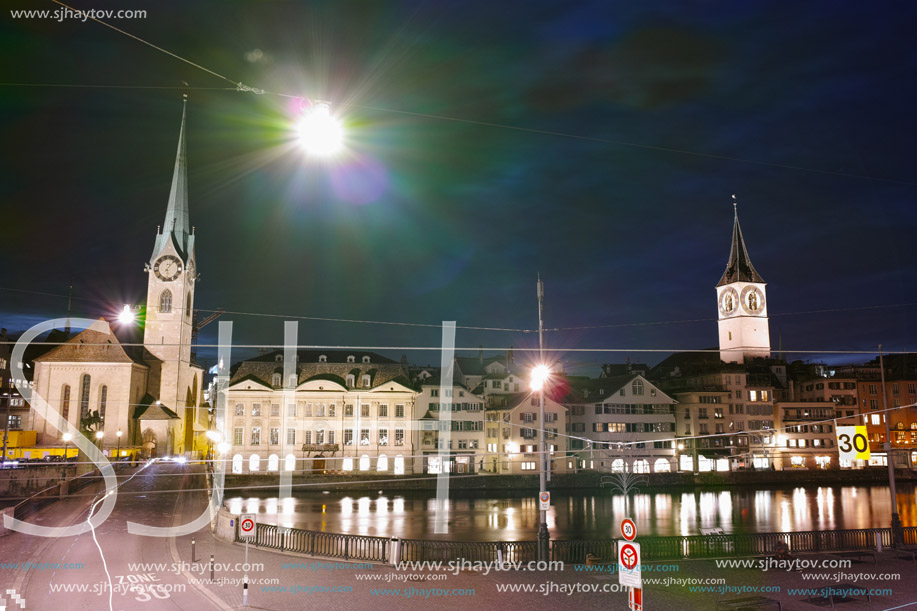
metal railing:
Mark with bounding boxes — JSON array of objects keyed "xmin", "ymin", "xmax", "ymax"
[{"xmin": 238, "ymin": 522, "xmax": 917, "ymax": 563}]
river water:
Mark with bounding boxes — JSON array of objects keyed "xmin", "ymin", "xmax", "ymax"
[{"xmin": 225, "ymin": 484, "xmax": 916, "ymax": 540}]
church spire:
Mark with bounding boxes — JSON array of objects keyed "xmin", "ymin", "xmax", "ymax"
[
  {"xmin": 716, "ymin": 195, "xmax": 764, "ymax": 287},
  {"xmin": 150, "ymin": 97, "xmax": 192, "ymax": 264}
]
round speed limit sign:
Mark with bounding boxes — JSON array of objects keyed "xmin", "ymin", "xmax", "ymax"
[{"xmin": 621, "ymin": 518, "xmax": 636, "ymax": 541}]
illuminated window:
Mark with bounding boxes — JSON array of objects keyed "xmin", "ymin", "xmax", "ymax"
[{"xmin": 159, "ymin": 289, "xmax": 172, "ymax": 313}]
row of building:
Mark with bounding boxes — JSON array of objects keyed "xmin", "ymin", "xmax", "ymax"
[{"xmin": 2, "ymin": 102, "xmax": 914, "ymax": 476}]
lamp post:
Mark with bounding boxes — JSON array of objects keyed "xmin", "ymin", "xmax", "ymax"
[
  {"xmin": 879, "ymin": 345, "xmax": 903, "ymax": 547},
  {"xmin": 116, "ymin": 429, "xmax": 122, "ymax": 462},
  {"xmin": 531, "ymin": 365, "xmax": 550, "ymax": 563},
  {"xmin": 95, "ymin": 430, "xmax": 104, "ymax": 455}
]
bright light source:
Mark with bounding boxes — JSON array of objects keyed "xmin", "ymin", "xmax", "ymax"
[
  {"xmin": 677, "ymin": 443, "xmax": 685, "ymax": 450},
  {"xmin": 297, "ymin": 102, "xmax": 343, "ymax": 156},
  {"xmin": 530, "ymin": 365, "xmax": 550, "ymax": 392},
  {"xmin": 95, "ymin": 431, "xmax": 104, "ymax": 439},
  {"xmin": 217, "ymin": 442, "xmax": 231, "ymax": 454},
  {"xmin": 206, "ymin": 431, "xmax": 222, "ymax": 443},
  {"xmin": 117, "ymin": 304, "xmax": 135, "ymax": 324},
  {"xmin": 62, "ymin": 433, "xmax": 72, "ymax": 442},
  {"xmin": 176, "ymin": 456, "xmax": 187, "ymax": 465},
  {"xmin": 116, "ymin": 430, "xmax": 123, "ymax": 438}
]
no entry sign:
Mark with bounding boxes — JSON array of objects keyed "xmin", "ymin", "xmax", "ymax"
[
  {"xmin": 618, "ymin": 541, "xmax": 642, "ymax": 588},
  {"xmin": 240, "ymin": 513, "xmax": 256, "ymax": 539}
]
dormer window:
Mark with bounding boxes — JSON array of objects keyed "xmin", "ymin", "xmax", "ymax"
[
  {"xmin": 362, "ymin": 356, "xmax": 370, "ymax": 364},
  {"xmin": 319, "ymin": 355, "xmax": 327, "ymax": 363},
  {"xmin": 272, "ymin": 373, "xmax": 282, "ymax": 387},
  {"xmin": 346, "ymin": 374, "xmax": 355, "ymax": 388},
  {"xmin": 347, "ymin": 355, "xmax": 356, "ymax": 363},
  {"xmin": 275, "ymin": 355, "xmax": 283, "ymax": 362},
  {"xmin": 362, "ymin": 375, "xmax": 371, "ymax": 388}
]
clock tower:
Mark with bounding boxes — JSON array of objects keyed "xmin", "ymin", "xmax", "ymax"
[
  {"xmin": 716, "ymin": 200, "xmax": 770, "ymax": 364},
  {"xmin": 144, "ymin": 98, "xmax": 198, "ymax": 421}
]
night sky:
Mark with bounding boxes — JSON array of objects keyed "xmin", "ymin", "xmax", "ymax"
[{"xmin": 2, "ymin": 0, "xmax": 915, "ymax": 373}]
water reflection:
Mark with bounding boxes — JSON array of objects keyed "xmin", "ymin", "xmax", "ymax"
[{"xmin": 223, "ymin": 483, "xmax": 914, "ymax": 540}]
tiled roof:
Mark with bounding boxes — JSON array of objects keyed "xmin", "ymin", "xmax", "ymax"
[
  {"xmin": 230, "ymin": 349, "xmax": 412, "ymax": 390},
  {"xmin": 33, "ymin": 319, "xmax": 149, "ymax": 367}
]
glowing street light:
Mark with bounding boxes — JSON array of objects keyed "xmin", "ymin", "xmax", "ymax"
[
  {"xmin": 117, "ymin": 304, "xmax": 136, "ymax": 325},
  {"xmin": 296, "ymin": 101, "xmax": 343, "ymax": 156},
  {"xmin": 530, "ymin": 365, "xmax": 550, "ymax": 392},
  {"xmin": 116, "ymin": 429, "xmax": 122, "ymax": 460},
  {"xmin": 62, "ymin": 432, "xmax": 72, "ymax": 461}
]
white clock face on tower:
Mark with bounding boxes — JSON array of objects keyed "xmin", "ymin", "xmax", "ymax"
[
  {"xmin": 154, "ymin": 255, "xmax": 182, "ymax": 282},
  {"xmin": 740, "ymin": 286, "xmax": 765, "ymax": 314},
  {"xmin": 719, "ymin": 287, "xmax": 738, "ymax": 316}
]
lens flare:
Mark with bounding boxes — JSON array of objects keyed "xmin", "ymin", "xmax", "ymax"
[{"xmin": 296, "ymin": 102, "xmax": 343, "ymax": 157}]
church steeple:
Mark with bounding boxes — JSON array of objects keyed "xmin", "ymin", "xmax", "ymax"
[
  {"xmin": 150, "ymin": 97, "xmax": 193, "ymax": 264},
  {"xmin": 716, "ymin": 197, "xmax": 764, "ymax": 287}
]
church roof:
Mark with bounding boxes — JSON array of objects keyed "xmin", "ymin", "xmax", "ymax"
[
  {"xmin": 133, "ymin": 394, "xmax": 180, "ymax": 420},
  {"xmin": 716, "ymin": 205, "xmax": 764, "ymax": 287},
  {"xmin": 33, "ymin": 319, "xmax": 148, "ymax": 366},
  {"xmin": 151, "ymin": 99, "xmax": 193, "ymax": 264}
]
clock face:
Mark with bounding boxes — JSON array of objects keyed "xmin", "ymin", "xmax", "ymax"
[
  {"xmin": 719, "ymin": 287, "xmax": 738, "ymax": 316},
  {"xmin": 740, "ymin": 286, "xmax": 765, "ymax": 314},
  {"xmin": 153, "ymin": 255, "xmax": 182, "ymax": 282}
]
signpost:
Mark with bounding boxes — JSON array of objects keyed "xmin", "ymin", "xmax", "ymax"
[
  {"xmin": 539, "ymin": 490, "xmax": 551, "ymax": 511},
  {"xmin": 837, "ymin": 425, "xmax": 870, "ymax": 462},
  {"xmin": 619, "ymin": 517, "xmax": 641, "ymax": 608},
  {"xmin": 239, "ymin": 514, "xmax": 256, "ymax": 606}
]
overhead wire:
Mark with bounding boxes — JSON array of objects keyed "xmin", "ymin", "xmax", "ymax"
[{"xmin": 2, "ymin": 1, "xmax": 905, "ymax": 187}]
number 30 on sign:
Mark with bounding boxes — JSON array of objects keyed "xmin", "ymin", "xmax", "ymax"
[{"xmin": 836, "ymin": 426, "xmax": 870, "ymax": 461}]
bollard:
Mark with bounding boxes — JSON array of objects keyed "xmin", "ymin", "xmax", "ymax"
[
  {"xmin": 210, "ymin": 553, "xmax": 214, "ymax": 582},
  {"xmin": 242, "ymin": 579, "xmax": 248, "ymax": 606},
  {"xmin": 390, "ymin": 537, "xmax": 401, "ymax": 566},
  {"xmin": 192, "ymin": 537, "xmax": 196, "ymax": 563}
]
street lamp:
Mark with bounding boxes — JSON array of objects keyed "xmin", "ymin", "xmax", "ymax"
[
  {"xmin": 116, "ymin": 429, "xmax": 123, "ymax": 461},
  {"xmin": 95, "ymin": 430, "xmax": 104, "ymax": 453},
  {"xmin": 63, "ymin": 432, "xmax": 73, "ymax": 461},
  {"xmin": 206, "ymin": 431, "xmax": 222, "ymax": 471},
  {"xmin": 296, "ymin": 101, "xmax": 343, "ymax": 157},
  {"xmin": 530, "ymin": 364, "xmax": 551, "ymax": 562}
]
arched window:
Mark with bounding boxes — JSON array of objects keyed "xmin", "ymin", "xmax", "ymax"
[
  {"xmin": 632, "ymin": 379, "xmax": 644, "ymax": 396},
  {"xmin": 61, "ymin": 385, "xmax": 71, "ymax": 422},
  {"xmin": 284, "ymin": 454, "xmax": 296, "ymax": 471},
  {"xmin": 346, "ymin": 374, "xmax": 355, "ymax": 388},
  {"xmin": 359, "ymin": 454, "xmax": 370, "ymax": 471},
  {"xmin": 362, "ymin": 356, "xmax": 370, "ymax": 364},
  {"xmin": 185, "ymin": 291, "xmax": 192, "ymax": 318},
  {"xmin": 377, "ymin": 454, "xmax": 388, "ymax": 472},
  {"xmin": 611, "ymin": 458, "xmax": 625, "ymax": 473},
  {"xmin": 159, "ymin": 289, "xmax": 172, "ymax": 313},
  {"xmin": 654, "ymin": 458, "xmax": 671, "ymax": 473},
  {"xmin": 79, "ymin": 374, "xmax": 91, "ymax": 419},
  {"xmin": 318, "ymin": 355, "xmax": 327, "ymax": 363},
  {"xmin": 362, "ymin": 375, "xmax": 371, "ymax": 388},
  {"xmin": 98, "ymin": 385, "xmax": 107, "ymax": 424},
  {"xmin": 633, "ymin": 459, "xmax": 650, "ymax": 474},
  {"xmin": 342, "ymin": 457, "xmax": 354, "ymax": 472},
  {"xmin": 249, "ymin": 454, "xmax": 261, "ymax": 472},
  {"xmin": 267, "ymin": 454, "xmax": 279, "ymax": 471},
  {"xmin": 232, "ymin": 454, "xmax": 243, "ymax": 474},
  {"xmin": 347, "ymin": 355, "xmax": 355, "ymax": 363},
  {"xmin": 394, "ymin": 455, "xmax": 405, "ymax": 475},
  {"xmin": 288, "ymin": 374, "xmax": 297, "ymax": 387},
  {"xmin": 272, "ymin": 373, "xmax": 282, "ymax": 387}
]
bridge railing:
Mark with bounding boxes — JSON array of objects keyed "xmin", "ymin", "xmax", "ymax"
[{"xmin": 237, "ymin": 523, "xmax": 912, "ymax": 563}]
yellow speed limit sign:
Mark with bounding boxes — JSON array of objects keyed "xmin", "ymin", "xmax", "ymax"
[{"xmin": 837, "ymin": 425, "xmax": 870, "ymax": 461}]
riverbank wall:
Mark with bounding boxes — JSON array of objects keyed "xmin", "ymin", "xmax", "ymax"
[{"xmin": 225, "ymin": 467, "xmax": 916, "ymax": 494}]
